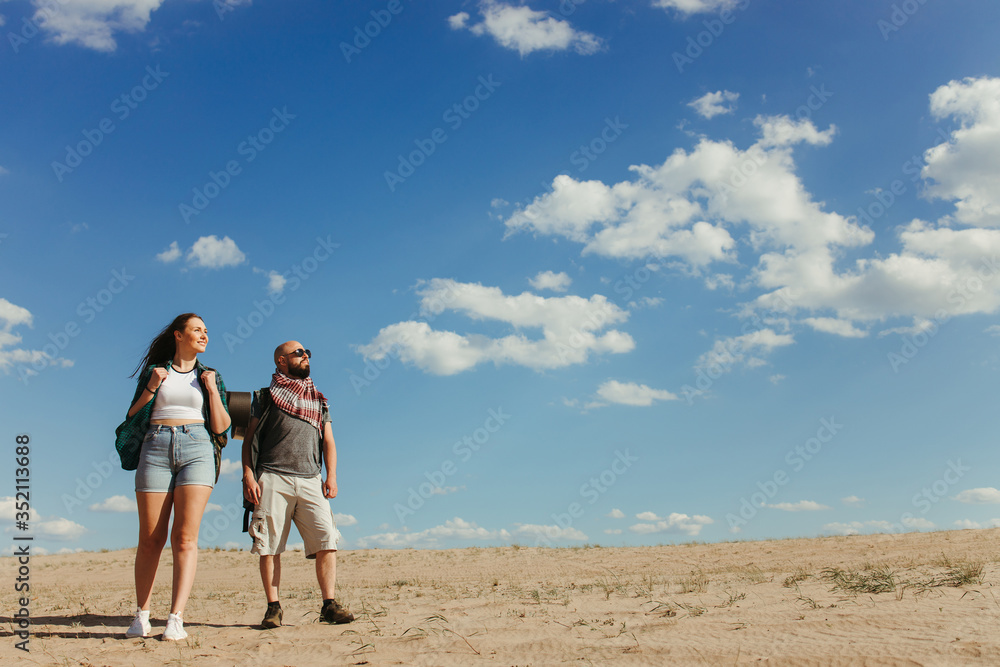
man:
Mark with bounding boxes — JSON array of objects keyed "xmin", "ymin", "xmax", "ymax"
[{"xmin": 241, "ymin": 341, "xmax": 353, "ymax": 628}]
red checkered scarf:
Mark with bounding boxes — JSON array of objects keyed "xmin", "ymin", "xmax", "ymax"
[{"xmin": 269, "ymin": 372, "xmax": 326, "ymax": 432}]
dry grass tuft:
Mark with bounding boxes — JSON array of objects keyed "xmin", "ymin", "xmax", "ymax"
[{"xmin": 822, "ymin": 565, "xmax": 897, "ymax": 595}]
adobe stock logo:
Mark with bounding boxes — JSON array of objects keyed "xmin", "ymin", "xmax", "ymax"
[
  {"xmin": 179, "ymin": 107, "xmax": 296, "ymax": 223},
  {"xmin": 671, "ymin": 0, "xmax": 751, "ymax": 73},
  {"xmin": 383, "ymin": 75, "xmax": 501, "ymax": 192},
  {"xmin": 394, "ymin": 408, "xmax": 511, "ymax": 523},
  {"xmin": 51, "ymin": 66, "xmax": 169, "ymax": 182},
  {"xmin": 540, "ymin": 449, "xmax": 638, "ymax": 547},
  {"xmin": 726, "ymin": 417, "xmax": 843, "ymax": 532}
]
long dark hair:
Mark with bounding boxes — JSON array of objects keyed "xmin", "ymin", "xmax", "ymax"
[{"xmin": 131, "ymin": 313, "xmax": 203, "ymax": 378}]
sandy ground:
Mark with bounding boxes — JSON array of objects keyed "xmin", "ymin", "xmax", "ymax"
[{"xmin": 3, "ymin": 528, "xmax": 1000, "ymax": 665}]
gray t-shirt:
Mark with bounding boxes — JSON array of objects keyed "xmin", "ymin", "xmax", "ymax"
[{"xmin": 252, "ymin": 393, "xmax": 331, "ymax": 478}]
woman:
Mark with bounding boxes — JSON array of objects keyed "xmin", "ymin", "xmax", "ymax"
[{"xmin": 123, "ymin": 313, "xmax": 230, "ymax": 641}]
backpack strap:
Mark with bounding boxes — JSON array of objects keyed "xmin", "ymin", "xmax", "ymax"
[{"xmin": 243, "ymin": 388, "xmax": 272, "ymax": 533}]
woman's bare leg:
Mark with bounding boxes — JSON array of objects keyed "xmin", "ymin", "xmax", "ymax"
[
  {"xmin": 169, "ymin": 484, "xmax": 213, "ymax": 615},
  {"xmin": 135, "ymin": 491, "xmax": 172, "ymax": 609}
]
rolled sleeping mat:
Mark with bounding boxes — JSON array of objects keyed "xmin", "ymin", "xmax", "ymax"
[{"xmin": 226, "ymin": 391, "xmax": 252, "ymax": 441}]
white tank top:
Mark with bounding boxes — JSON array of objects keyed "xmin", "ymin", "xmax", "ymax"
[{"xmin": 151, "ymin": 366, "xmax": 204, "ymax": 422}]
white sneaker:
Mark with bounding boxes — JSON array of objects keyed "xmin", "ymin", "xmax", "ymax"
[
  {"xmin": 162, "ymin": 613, "xmax": 188, "ymax": 641},
  {"xmin": 125, "ymin": 607, "xmax": 151, "ymax": 638}
]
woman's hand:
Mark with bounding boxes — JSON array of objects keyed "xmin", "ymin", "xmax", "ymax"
[
  {"xmin": 128, "ymin": 366, "xmax": 167, "ymax": 417},
  {"xmin": 149, "ymin": 367, "xmax": 168, "ymax": 390},
  {"xmin": 200, "ymin": 370, "xmax": 217, "ymax": 394},
  {"xmin": 201, "ymin": 369, "xmax": 230, "ymax": 433}
]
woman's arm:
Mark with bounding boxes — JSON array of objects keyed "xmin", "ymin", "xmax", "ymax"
[
  {"xmin": 127, "ymin": 367, "xmax": 168, "ymax": 418},
  {"xmin": 201, "ymin": 370, "xmax": 232, "ymax": 434}
]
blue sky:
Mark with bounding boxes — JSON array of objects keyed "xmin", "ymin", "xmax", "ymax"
[{"xmin": 3, "ymin": 0, "xmax": 1000, "ymax": 554}]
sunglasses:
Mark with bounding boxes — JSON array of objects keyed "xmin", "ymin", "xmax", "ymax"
[{"xmin": 284, "ymin": 348, "xmax": 311, "ymax": 359}]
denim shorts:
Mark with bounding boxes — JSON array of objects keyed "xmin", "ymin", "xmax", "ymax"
[{"xmin": 135, "ymin": 423, "xmax": 215, "ymax": 492}]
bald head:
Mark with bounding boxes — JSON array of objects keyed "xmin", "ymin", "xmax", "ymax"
[
  {"xmin": 274, "ymin": 341, "xmax": 301, "ymax": 367},
  {"xmin": 274, "ymin": 340, "xmax": 302, "ymax": 366},
  {"xmin": 275, "ymin": 340, "xmax": 310, "ymax": 378}
]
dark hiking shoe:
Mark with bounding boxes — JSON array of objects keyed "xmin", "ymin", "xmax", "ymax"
[
  {"xmin": 320, "ymin": 599, "xmax": 354, "ymax": 624},
  {"xmin": 261, "ymin": 603, "xmax": 282, "ymax": 629}
]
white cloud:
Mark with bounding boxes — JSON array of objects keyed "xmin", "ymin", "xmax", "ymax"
[
  {"xmin": 34, "ymin": 517, "xmax": 87, "ymax": 541},
  {"xmin": 334, "ymin": 513, "xmax": 358, "ymax": 526},
  {"xmin": 902, "ymin": 516, "xmax": 935, "ymax": 530},
  {"xmin": 2, "ymin": 545, "xmax": 50, "ymax": 555},
  {"xmin": 635, "ymin": 297, "xmax": 664, "ymax": 309},
  {"xmin": 357, "ymin": 517, "xmax": 511, "ymax": 548},
  {"xmin": 604, "ymin": 528, "xmax": 623, "ymax": 535},
  {"xmin": 216, "ymin": 0, "xmax": 252, "ymax": 13},
  {"xmin": 186, "ymin": 235, "xmax": 246, "ymax": 269},
  {"xmin": 954, "ymin": 487, "xmax": 1000, "ymax": 504},
  {"xmin": 505, "ymin": 175, "xmax": 628, "ymax": 244},
  {"xmin": 529, "ymin": 270, "xmax": 572, "ymax": 292},
  {"xmin": 652, "ymin": 0, "xmax": 741, "ymax": 15},
  {"xmin": 842, "ymin": 495, "xmax": 865, "ymax": 507},
  {"xmin": 607, "ymin": 508, "xmax": 625, "ymax": 519},
  {"xmin": 802, "ymin": 317, "xmax": 868, "ymax": 338},
  {"xmin": 754, "ymin": 114, "xmax": 837, "ymax": 149},
  {"xmin": 0, "ymin": 298, "xmax": 33, "ymax": 330},
  {"xmin": 695, "ymin": 329, "xmax": 795, "ymax": 374},
  {"xmin": 763, "ymin": 500, "xmax": 830, "ymax": 512},
  {"xmin": 205, "ymin": 503, "xmax": 224, "ymax": 513},
  {"xmin": 89, "ymin": 495, "xmax": 137, "ymax": 513},
  {"xmin": 0, "ymin": 496, "xmax": 41, "ymax": 522},
  {"xmin": 513, "ymin": 524, "xmax": 587, "ymax": 541},
  {"xmin": 823, "ymin": 521, "xmax": 895, "ymax": 536},
  {"xmin": 449, "ymin": 0, "xmax": 602, "ymax": 56},
  {"xmin": 986, "ymin": 324, "xmax": 1000, "ymax": 336},
  {"xmin": 629, "ymin": 512, "xmax": 713, "ymax": 536},
  {"xmin": 823, "ymin": 517, "xmax": 932, "ymax": 536},
  {"xmin": 955, "ymin": 518, "xmax": 1000, "ymax": 530},
  {"xmin": 357, "ymin": 279, "xmax": 634, "ymax": 375},
  {"xmin": 489, "ymin": 75, "xmax": 1000, "ymax": 378},
  {"xmin": 689, "ymin": 90, "xmax": 739, "ymax": 119},
  {"xmin": 591, "ymin": 379, "xmax": 678, "ymax": 407},
  {"xmin": 503, "ymin": 115, "xmax": 851, "ymax": 276},
  {"xmin": 877, "ymin": 318, "xmax": 939, "ymax": 338},
  {"xmin": 219, "ymin": 458, "xmax": 242, "ymax": 479},
  {"xmin": 705, "ymin": 273, "xmax": 735, "ymax": 291},
  {"xmin": 428, "ymin": 486, "xmax": 464, "ymax": 496},
  {"xmin": 32, "ymin": 0, "xmax": 166, "ymax": 52},
  {"xmin": 922, "ymin": 76, "xmax": 1000, "ymax": 227},
  {"xmin": 0, "ymin": 299, "xmax": 72, "ymax": 374},
  {"xmin": 254, "ymin": 267, "xmax": 287, "ymax": 294},
  {"xmin": 156, "ymin": 241, "xmax": 181, "ymax": 263}
]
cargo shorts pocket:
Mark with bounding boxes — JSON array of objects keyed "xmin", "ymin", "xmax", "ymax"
[{"xmin": 249, "ymin": 509, "xmax": 269, "ymax": 550}]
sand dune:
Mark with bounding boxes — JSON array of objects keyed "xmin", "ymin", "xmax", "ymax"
[{"xmin": 4, "ymin": 528, "xmax": 1000, "ymax": 665}]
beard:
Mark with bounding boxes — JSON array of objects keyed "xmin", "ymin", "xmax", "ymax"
[{"xmin": 288, "ymin": 363, "xmax": 310, "ymax": 379}]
